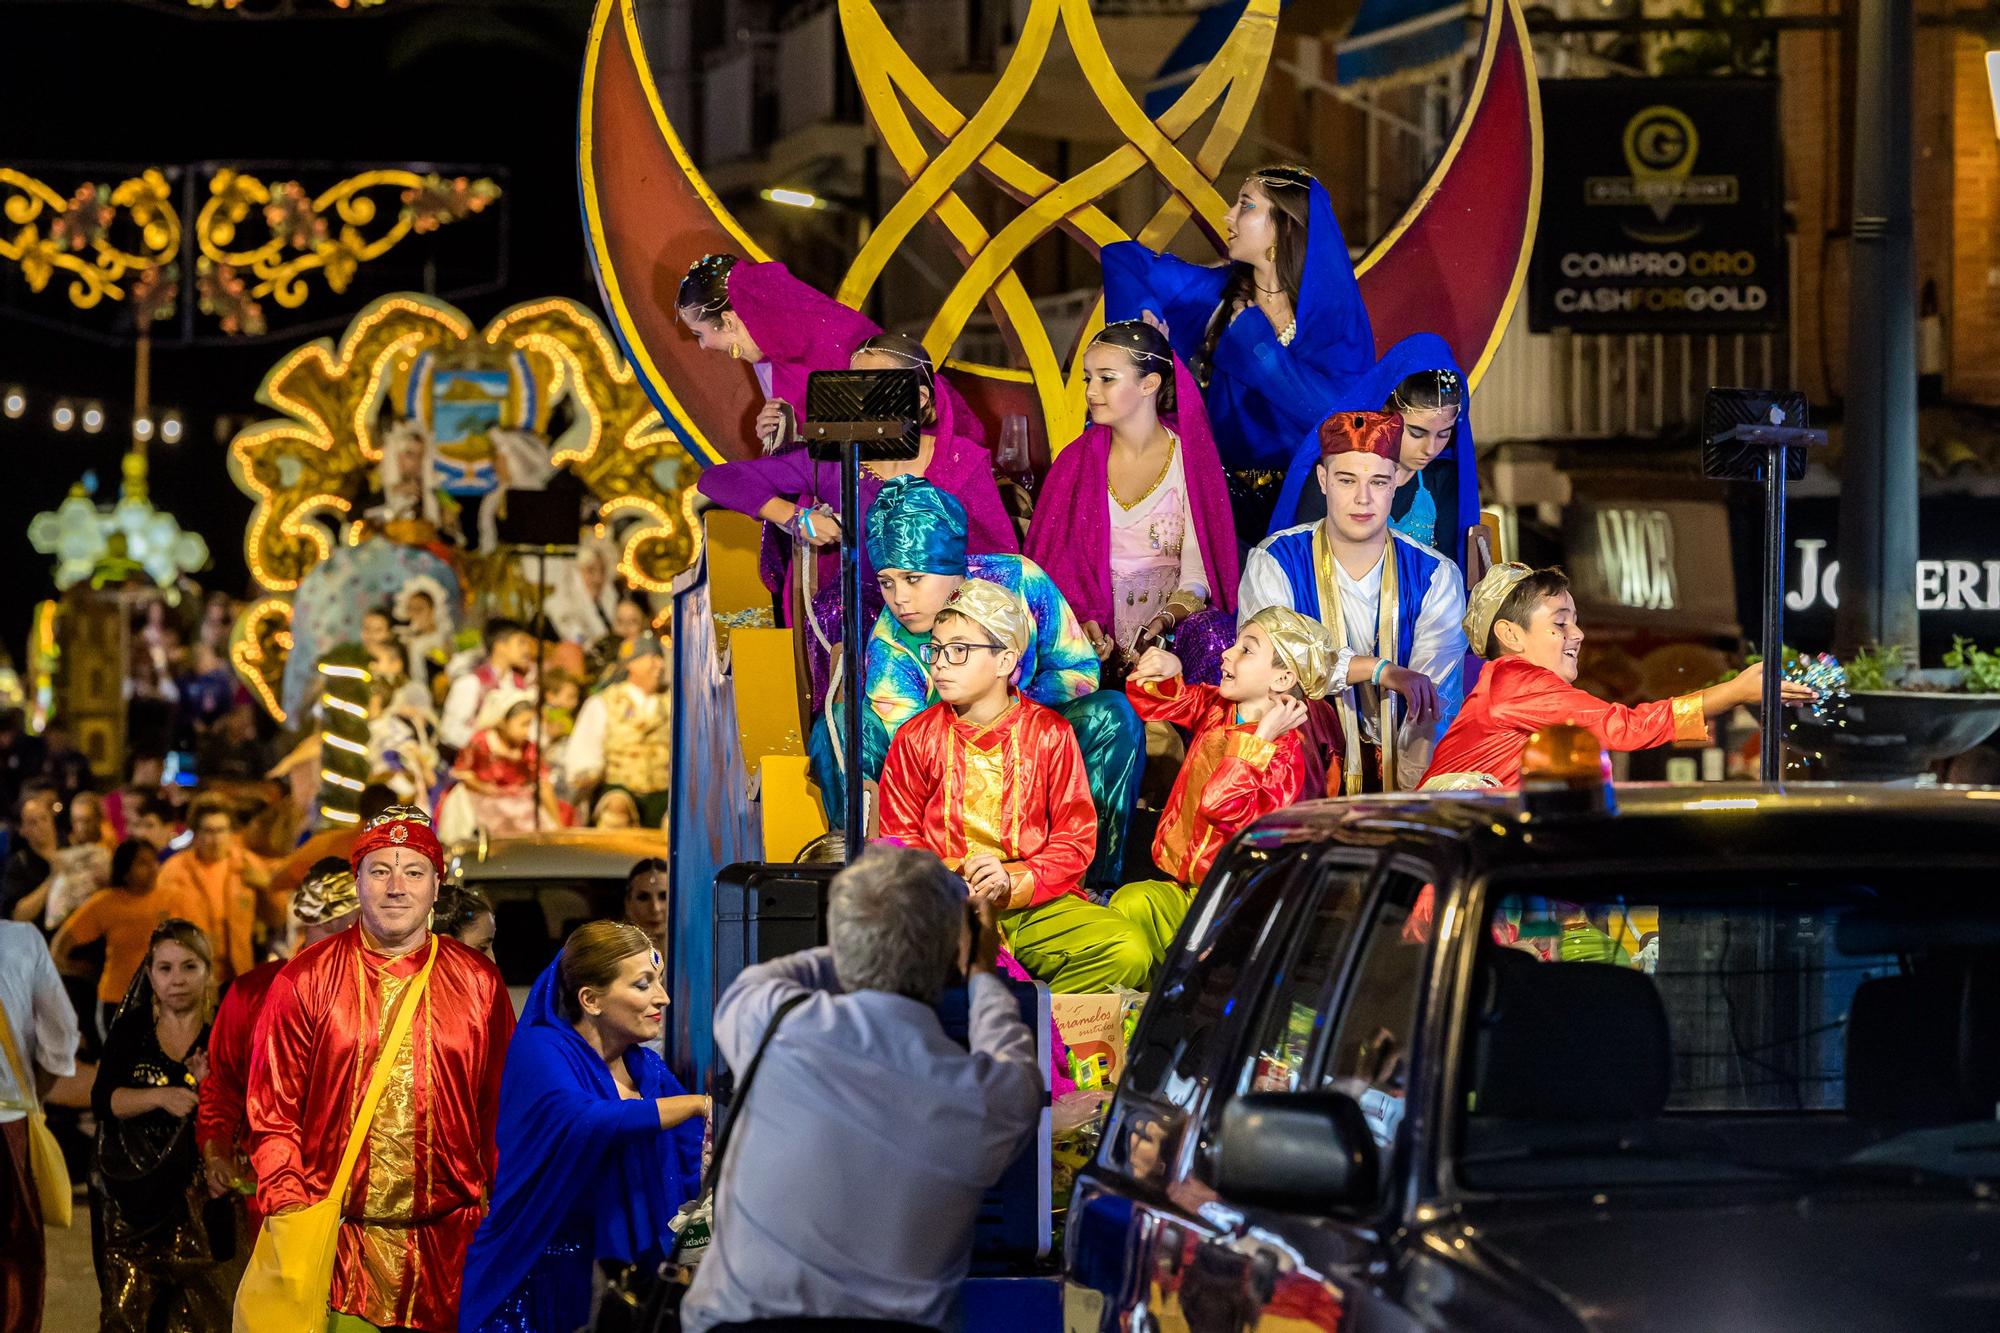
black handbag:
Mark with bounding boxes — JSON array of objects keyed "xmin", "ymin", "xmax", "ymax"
[{"xmin": 592, "ymin": 993, "xmax": 810, "ymax": 1333}]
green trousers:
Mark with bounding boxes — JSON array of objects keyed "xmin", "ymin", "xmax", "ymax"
[
  {"xmin": 1105, "ymin": 879, "xmax": 1195, "ymax": 971},
  {"xmin": 1001, "ymin": 895, "xmax": 1157, "ymax": 993}
]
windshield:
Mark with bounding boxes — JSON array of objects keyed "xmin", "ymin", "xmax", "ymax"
[{"xmin": 1456, "ymin": 872, "xmax": 2000, "ymax": 1193}]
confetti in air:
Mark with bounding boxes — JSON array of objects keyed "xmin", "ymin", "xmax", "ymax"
[{"xmin": 1786, "ymin": 652, "xmax": 1850, "ymax": 725}]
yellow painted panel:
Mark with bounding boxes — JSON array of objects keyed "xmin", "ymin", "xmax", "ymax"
[
  {"xmin": 760, "ymin": 754, "xmax": 829, "ymax": 864},
  {"xmin": 730, "ymin": 626, "xmax": 806, "ymax": 774},
  {"xmin": 704, "ymin": 510, "xmax": 772, "ymax": 620}
]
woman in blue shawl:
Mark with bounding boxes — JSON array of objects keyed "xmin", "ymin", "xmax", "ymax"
[
  {"xmin": 459, "ymin": 922, "xmax": 708, "ymax": 1332},
  {"xmin": 1102, "ymin": 165, "xmax": 1480, "ymax": 550}
]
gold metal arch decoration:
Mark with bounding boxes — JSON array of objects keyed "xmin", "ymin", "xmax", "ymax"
[
  {"xmin": 227, "ymin": 292, "xmax": 701, "ymax": 715},
  {"xmin": 580, "ymin": 0, "xmax": 1541, "ymax": 468},
  {"xmin": 835, "ymin": 0, "xmax": 1279, "ymax": 442},
  {"xmin": 1, "ymin": 164, "xmax": 499, "ymax": 334}
]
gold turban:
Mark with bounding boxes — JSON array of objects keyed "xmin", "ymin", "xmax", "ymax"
[
  {"xmin": 1463, "ymin": 562, "xmax": 1535, "ymax": 658},
  {"xmin": 291, "ymin": 863, "xmax": 359, "ymax": 925},
  {"xmin": 942, "ymin": 579, "xmax": 1033, "ymax": 656},
  {"xmin": 1249, "ymin": 606, "xmax": 1339, "ymax": 700}
]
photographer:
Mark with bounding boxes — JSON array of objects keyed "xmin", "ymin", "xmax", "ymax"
[{"xmin": 683, "ymin": 844, "xmax": 1043, "ymax": 1333}]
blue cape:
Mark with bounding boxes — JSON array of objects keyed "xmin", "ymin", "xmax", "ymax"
[
  {"xmin": 1102, "ymin": 177, "xmax": 1376, "ymax": 471},
  {"xmin": 457, "ymin": 955, "xmax": 702, "ymax": 1331}
]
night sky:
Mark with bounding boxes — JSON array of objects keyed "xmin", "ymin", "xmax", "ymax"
[{"xmin": 0, "ymin": 0, "xmax": 599, "ymax": 663}]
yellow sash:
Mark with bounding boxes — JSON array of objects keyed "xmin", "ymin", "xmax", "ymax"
[
  {"xmin": 0, "ymin": 994, "xmax": 70, "ymax": 1227},
  {"xmin": 1313, "ymin": 524, "xmax": 1401, "ymax": 794}
]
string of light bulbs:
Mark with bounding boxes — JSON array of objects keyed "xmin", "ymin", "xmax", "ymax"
[{"xmin": 0, "ymin": 386, "xmax": 187, "ymax": 442}]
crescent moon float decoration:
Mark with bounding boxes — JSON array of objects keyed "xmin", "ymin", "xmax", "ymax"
[{"xmin": 578, "ymin": 0, "xmax": 1540, "ymax": 464}]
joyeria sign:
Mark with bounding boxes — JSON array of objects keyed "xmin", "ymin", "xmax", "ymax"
[{"xmin": 1751, "ymin": 497, "xmax": 2000, "ymax": 659}]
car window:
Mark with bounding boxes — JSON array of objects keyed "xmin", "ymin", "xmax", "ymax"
[
  {"xmin": 1316, "ymin": 869, "xmax": 1434, "ymax": 1155},
  {"xmin": 1233, "ymin": 863, "xmax": 1373, "ymax": 1099},
  {"xmin": 1103, "ymin": 847, "xmax": 1317, "ymax": 1186},
  {"xmin": 468, "ymin": 877, "xmax": 623, "ymax": 986},
  {"xmin": 1457, "ymin": 870, "xmax": 2000, "ymax": 1193}
]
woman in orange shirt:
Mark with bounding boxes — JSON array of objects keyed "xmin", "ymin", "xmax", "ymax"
[{"xmin": 51, "ymin": 840, "xmax": 201, "ymax": 1037}]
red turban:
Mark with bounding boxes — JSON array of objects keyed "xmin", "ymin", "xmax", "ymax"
[
  {"xmin": 1318, "ymin": 410, "xmax": 1403, "ymax": 463},
  {"xmin": 349, "ymin": 805, "xmax": 445, "ymax": 876}
]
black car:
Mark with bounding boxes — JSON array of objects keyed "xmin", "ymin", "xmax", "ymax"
[{"xmin": 1065, "ymin": 782, "xmax": 2000, "ymax": 1332}]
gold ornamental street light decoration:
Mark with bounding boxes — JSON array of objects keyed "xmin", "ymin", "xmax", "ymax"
[
  {"xmin": 196, "ymin": 169, "xmax": 501, "ymax": 335},
  {"xmin": 28, "ymin": 453, "xmax": 211, "ymax": 595},
  {"xmin": 0, "ymin": 168, "xmax": 179, "ymax": 310},
  {"xmin": 0, "ymin": 164, "xmax": 501, "ymax": 337},
  {"xmin": 179, "ymin": 0, "xmax": 387, "ymax": 9},
  {"xmin": 175, "ymin": 0, "xmax": 387, "ymax": 10}
]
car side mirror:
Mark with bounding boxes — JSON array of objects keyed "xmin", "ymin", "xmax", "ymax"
[{"xmin": 1215, "ymin": 1091, "xmax": 1380, "ymax": 1211}]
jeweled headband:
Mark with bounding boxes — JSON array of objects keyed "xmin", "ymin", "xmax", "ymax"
[
  {"xmin": 1090, "ymin": 320, "xmax": 1172, "ymax": 366},
  {"xmin": 855, "ymin": 341, "xmax": 936, "ymax": 385},
  {"xmin": 1248, "ymin": 164, "xmax": 1316, "ymax": 191},
  {"xmin": 1391, "ymin": 368, "xmax": 1463, "ymax": 416}
]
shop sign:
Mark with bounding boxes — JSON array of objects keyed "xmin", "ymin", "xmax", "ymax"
[
  {"xmin": 1530, "ymin": 79, "xmax": 1785, "ymax": 333},
  {"xmin": 1744, "ymin": 496, "xmax": 2000, "ymax": 658},
  {"xmin": 1564, "ymin": 499, "xmax": 1738, "ymax": 635}
]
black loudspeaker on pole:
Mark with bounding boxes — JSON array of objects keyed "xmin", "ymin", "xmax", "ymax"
[{"xmin": 1703, "ymin": 389, "xmax": 1825, "ymax": 786}]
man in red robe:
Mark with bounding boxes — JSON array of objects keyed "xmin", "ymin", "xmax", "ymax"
[
  {"xmin": 198, "ymin": 857, "xmax": 361, "ymax": 1235},
  {"xmin": 1422, "ymin": 564, "xmax": 1814, "ymax": 788},
  {"xmin": 246, "ymin": 807, "xmax": 514, "ymax": 1332}
]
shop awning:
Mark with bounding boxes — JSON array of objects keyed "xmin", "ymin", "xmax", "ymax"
[
  {"xmin": 1143, "ymin": 0, "xmax": 1296, "ymax": 120},
  {"xmin": 1335, "ymin": 0, "xmax": 1472, "ymax": 87}
]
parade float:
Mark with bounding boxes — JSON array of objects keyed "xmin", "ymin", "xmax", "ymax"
[
  {"xmin": 223, "ymin": 292, "xmax": 702, "ymax": 820},
  {"xmin": 579, "ymin": 0, "xmax": 1539, "ymax": 1069},
  {"xmin": 579, "ymin": 0, "xmax": 1541, "ymax": 1308}
]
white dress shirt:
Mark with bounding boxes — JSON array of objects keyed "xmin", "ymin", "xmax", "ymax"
[
  {"xmin": 682, "ymin": 948, "xmax": 1044, "ymax": 1333},
  {"xmin": 0, "ymin": 920, "xmax": 79, "ymax": 1123}
]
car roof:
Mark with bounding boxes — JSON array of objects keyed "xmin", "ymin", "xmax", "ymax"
[
  {"xmin": 1240, "ymin": 783, "xmax": 2000, "ymax": 873},
  {"xmin": 446, "ymin": 828, "xmax": 668, "ymax": 880}
]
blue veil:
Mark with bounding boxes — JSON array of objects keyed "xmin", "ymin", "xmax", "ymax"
[
  {"xmin": 1266, "ymin": 331, "xmax": 1483, "ymax": 569},
  {"xmin": 457, "ymin": 953, "xmax": 703, "ymax": 1331},
  {"xmin": 1102, "ymin": 176, "xmax": 1377, "ymax": 473}
]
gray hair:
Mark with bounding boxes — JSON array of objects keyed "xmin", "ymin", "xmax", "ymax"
[{"xmin": 828, "ymin": 844, "xmax": 965, "ymax": 1003}]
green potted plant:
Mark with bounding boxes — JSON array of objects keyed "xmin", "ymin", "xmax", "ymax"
[{"xmin": 1791, "ymin": 638, "xmax": 2000, "ymax": 781}]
